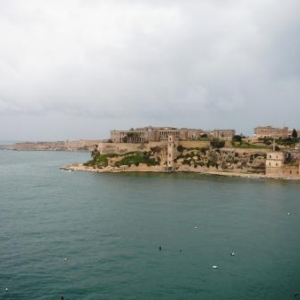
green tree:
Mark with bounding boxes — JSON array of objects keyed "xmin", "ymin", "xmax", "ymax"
[
  {"xmin": 91, "ymin": 145, "xmax": 100, "ymax": 158},
  {"xmin": 177, "ymin": 145, "xmax": 185, "ymax": 152},
  {"xmin": 232, "ymin": 135, "xmax": 242, "ymax": 144},
  {"xmin": 210, "ymin": 140, "xmax": 225, "ymax": 149},
  {"xmin": 292, "ymin": 128, "xmax": 298, "ymax": 139}
]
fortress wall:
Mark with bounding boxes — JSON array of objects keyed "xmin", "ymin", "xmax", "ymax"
[
  {"xmin": 179, "ymin": 141, "xmax": 210, "ymax": 148},
  {"xmin": 98, "ymin": 141, "xmax": 170, "ymax": 154},
  {"xmin": 234, "ymin": 148, "xmax": 268, "ymax": 155},
  {"xmin": 266, "ymin": 165, "xmax": 299, "ymax": 178},
  {"xmin": 98, "ymin": 142, "xmax": 148, "ymax": 154},
  {"xmin": 279, "ymin": 166, "xmax": 299, "ymax": 178}
]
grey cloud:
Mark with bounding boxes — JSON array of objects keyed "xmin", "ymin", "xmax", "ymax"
[{"xmin": 0, "ymin": 0, "xmax": 299, "ymax": 140}]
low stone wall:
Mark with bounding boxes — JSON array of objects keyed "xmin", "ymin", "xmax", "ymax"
[
  {"xmin": 98, "ymin": 141, "xmax": 169, "ymax": 154},
  {"xmin": 233, "ymin": 148, "xmax": 268, "ymax": 155},
  {"xmin": 179, "ymin": 141, "xmax": 210, "ymax": 149},
  {"xmin": 98, "ymin": 140, "xmax": 209, "ymax": 155},
  {"xmin": 98, "ymin": 142, "xmax": 147, "ymax": 154}
]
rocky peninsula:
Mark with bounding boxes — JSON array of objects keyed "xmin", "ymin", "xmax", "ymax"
[
  {"xmin": 2, "ymin": 138, "xmax": 299, "ymax": 180},
  {"xmin": 61, "ymin": 140, "xmax": 271, "ymax": 179},
  {"xmin": 61, "ymin": 139, "xmax": 300, "ymax": 180}
]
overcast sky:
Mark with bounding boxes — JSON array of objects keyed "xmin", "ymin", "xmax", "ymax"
[{"xmin": 0, "ymin": 0, "xmax": 299, "ymax": 141}]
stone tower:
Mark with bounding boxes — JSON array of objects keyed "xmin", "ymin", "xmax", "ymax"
[
  {"xmin": 167, "ymin": 135, "xmax": 177, "ymax": 171},
  {"xmin": 265, "ymin": 151, "xmax": 284, "ymax": 176}
]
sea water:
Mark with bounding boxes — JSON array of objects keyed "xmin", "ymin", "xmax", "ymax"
[{"xmin": 0, "ymin": 150, "xmax": 300, "ymax": 300}]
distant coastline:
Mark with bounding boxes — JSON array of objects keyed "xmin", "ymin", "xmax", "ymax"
[{"xmin": 0, "ymin": 140, "xmax": 102, "ymax": 152}]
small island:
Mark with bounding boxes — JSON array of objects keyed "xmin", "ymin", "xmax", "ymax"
[{"xmin": 62, "ymin": 126, "xmax": 300, "ymax": 180}]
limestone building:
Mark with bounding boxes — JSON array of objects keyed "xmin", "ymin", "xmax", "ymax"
[
  {"xmin": 254, "ymin": 126, "xmax": 289, "ymax": 139},
  {"xmin": 209, "ymin": 129, "xmax": 235, "ymax": 141},
  {"xmin": 266, "ymin": 151, "xmax": 300, "ymax": 178},
  {"xmin": 110, "ymin": 127, "xmax": 179, "ymax": 143},
  {"xmin": 110, "ymin": 126, "xmax": 233, "ymax": 143}
]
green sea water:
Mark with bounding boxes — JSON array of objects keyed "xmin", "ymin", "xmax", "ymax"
[{"xmin": 0, "ymin": 150, "xmax": 300, "ymax": 300}]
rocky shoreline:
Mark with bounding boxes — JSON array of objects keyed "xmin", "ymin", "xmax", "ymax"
[{"xmin": 61, "ymin": 163, "xmax": 297, "ymax": 180}]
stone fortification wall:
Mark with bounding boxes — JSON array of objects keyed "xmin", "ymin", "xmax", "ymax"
[
  {"xmin": 265, "ymin": 150, "xmax": 300, "ymax": 179},
  {"xmin": 98, "ymin": 141, "xmax": 209, "ymax": 156},
  {"xmin": 98, "ymin": 142, "xmax": 147, "ymax": 154},
  {"xmin": 98, "ymin": 141, "xmax": 169, "ymax": 154},
  {"xmin": 98, "ymin": 141, "xmax": 268, "ymax": 155},
  {"xmin": 179, "ymin": 141, "xmax": 210, "ymax": 149},
  {"xmin": 266, "ymin": 165, "xmax": 299, "ymax": 178},
  {"xmin": 233, "ymin": 148, "xmax": 268, "ymax": 155}
]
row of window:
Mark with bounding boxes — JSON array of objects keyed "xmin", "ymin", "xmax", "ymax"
[{"xmin": 269, "ymin": 155, "xmax": 280, "ymax": 159}]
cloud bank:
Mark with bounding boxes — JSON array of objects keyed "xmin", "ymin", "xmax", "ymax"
[{"xmin": 0, "ymin": 0, "xmax": 299, "ymax": 140}]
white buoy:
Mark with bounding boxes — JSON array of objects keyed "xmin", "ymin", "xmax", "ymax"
[
  {"xmin": 230, "ymin": 251, "xmax": 235, "ymax": 256},
  {"xmin": 212, "ymin": 265, "xmax": 218, "ymax": 269},
  {"xmin": 64, "ymin": 257, "xmax": 68, "ymax": 261},
  {"xmin": 5, "ymin": 287, "xmax": 8, "ymax": 291},
  {"xmin": 194, "ymin": 226, "xmax": 197, "ymax": 229}
]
